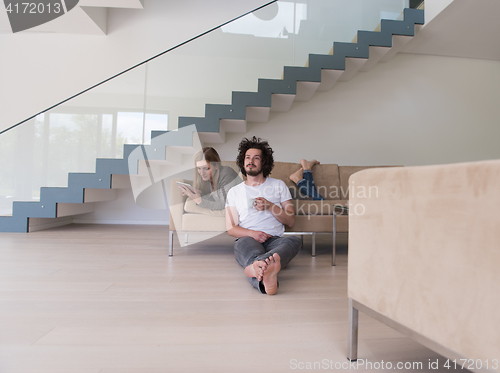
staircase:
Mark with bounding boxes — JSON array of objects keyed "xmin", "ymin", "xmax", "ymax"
[{"xmin": 0, "ymin": 8, "xmax": 424, "ymax": 233}]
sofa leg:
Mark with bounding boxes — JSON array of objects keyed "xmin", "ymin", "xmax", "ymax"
[
  {"xmin": 348, "ymin": 298, "xmax": 359, "ymax": 361},
  {"xmin": 169, "ymin": 230, "xmax": 174, "ymax": 257},
  {"xmin": 332, "ymin": 213, "xmax": 337, "ymax": 266},
  {"xmin": 311, "ymin": 233, "xmax": 316, "ymax": 257},
  {"xmin": 184, "ymin": 233, "xmax": 189, "ymax": 244}
]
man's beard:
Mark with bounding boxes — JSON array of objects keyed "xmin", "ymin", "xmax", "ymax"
[{"xmin": 245, "ymin": 165, "xmax": 262, "ymax": 177}]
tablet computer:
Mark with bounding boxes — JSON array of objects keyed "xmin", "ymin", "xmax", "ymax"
[{"xmin": 176, "ymin": 181, "xmax": 196, "ymax": 193}]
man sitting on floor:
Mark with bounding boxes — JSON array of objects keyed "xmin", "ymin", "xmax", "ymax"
[{"xmin": 225, "ymin": 136, "xmax": 302, "ymax": 295}]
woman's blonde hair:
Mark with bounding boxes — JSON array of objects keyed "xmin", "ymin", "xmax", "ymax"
[{"xmin": 193, "ymin": 147, "xmax": 222, "ymax": 195}]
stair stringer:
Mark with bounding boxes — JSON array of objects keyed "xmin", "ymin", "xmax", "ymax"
[{"xmin": 0, "ymin": 8, "xmax": 424, "ymax": 233}]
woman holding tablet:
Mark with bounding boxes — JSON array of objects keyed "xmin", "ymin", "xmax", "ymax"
[{"xmin": 178, "ymin": 147, "xmax": 242, "ymax": 211}]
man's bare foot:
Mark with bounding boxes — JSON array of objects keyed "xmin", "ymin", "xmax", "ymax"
[
  {"xmin": 244, "ymin": 260, "xmax": 267, "ymax": 281},
  {"xmin": 262, "ymin": 253, "xmax": 281, "ymax": 295},
  {"xmin": 300, "ymin": 159, "xmax": 320, "ymax": 171},
  {"xmin": 289, "ymin": 168, "xmax": 303, "ymax": 185}
]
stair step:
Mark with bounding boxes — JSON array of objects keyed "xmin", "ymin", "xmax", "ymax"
[
  {"xmin": 29, "ymin": 216, "xmax": 73, "ymax": 232},
  {"xmin": 317, "ymin": 69, "xmax": 344, "ymax": 92},
  {"xmin": 246, "ymin": 107, "xmax": 270, "ymax": 123},
  {"xmin": 359, "ymin": 46, "xmax": 391, "ymax": 72},
  {"xmin": 111, "ymin": 175, "xmax": 132, "ymax": 189},
  {"xmin": 380, "ymin": 23, "xmax": 424, "ymax": 63},
  {"xmin": 220, "ymin": 119, "xmax": 247, "ymax": 134},
  {"xmin": 199, "ymin": 129, "xmax": 225, "ymax": 144},
  {"xmin": 57, "ymin": 203, "xmax": 95, "ymax": 217},
  {"xmin": 338, "ymin": 57, "xmax": 369, "ymax": 82},
  {"xmin": 271, "ymin": 94, "xmax": 296, "ymax": 113},
  {"xmin": 129, "ymin": 175, "xmax": 154, "ymax": 199},
  {"xmin": 0, "ymin": 216, "xmax": 27, "ymax": 232},
  {"xmin": 294, "ymin": 82, "xmax": 321, "ymax": 102},
  {"xmin": 111, "ymin": 174, "xmax": 131, "ymax": 189},
  {"xmin": 14, "ymin": 201, "xmax": 57, "ymax": 219},
  {"xmin": 84, "ymin": 189, "xmax": 117, "ymax": 203},
  {"xmin": 380, "ymin": 35, "xmax": 414, "ymax": 62}
]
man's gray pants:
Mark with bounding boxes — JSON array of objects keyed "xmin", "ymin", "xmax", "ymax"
[{"xmin": 234, "ymin": 235, "xmax": 302, "ymax": 293}]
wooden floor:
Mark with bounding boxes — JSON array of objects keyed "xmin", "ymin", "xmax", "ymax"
[{"xmin": 0, "ymin": 224, "xmax": 467, "ymax": 373}]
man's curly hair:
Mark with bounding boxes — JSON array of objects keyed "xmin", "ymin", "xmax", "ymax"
[{"xmin": 236, "ymin": 136, "xmax": 274, "ymax": 177}]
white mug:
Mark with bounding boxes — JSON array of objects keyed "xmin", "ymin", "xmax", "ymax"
[{"xmin": 247, "ymin": 198, "xmax": 256, "ymax": 209}]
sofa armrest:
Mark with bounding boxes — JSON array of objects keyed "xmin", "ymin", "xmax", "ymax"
[
  {"xmin": 348, "ymin": 160, "xmax": 500, "ymax": 367},
  {"xmin": 169, "ymin": 178, "xmax": 191, "ymax": 232}
]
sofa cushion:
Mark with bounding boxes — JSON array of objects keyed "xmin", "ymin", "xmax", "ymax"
[
  {"xmin": 270, "ymin": 162, "xmax": 341, "ymax": 200},
  {"xmin": 184, "ymin": 199, "xmax": 225, "ymax": 216},
  {"xmin": 292, "ymin": 199, "xmax": 349, "ymax": 215},
  {"xmin": 182, "ymin": 213, "xmax": 226, "ymax": 232},
  {"xmin": 181, "ymin": 213, "xmax": 349, "ymax": 233},
  {"xmin": 339, "ymin": 166, "xmax": 401, "ymax": 199},
  {"xmin": 181, "ymin": 213, "xmax": 348, "ymax": 233}
]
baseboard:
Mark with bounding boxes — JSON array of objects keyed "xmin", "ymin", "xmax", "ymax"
[{"xmin": 72, "ymin": 219, "xmax": 169, "ymax": 226}]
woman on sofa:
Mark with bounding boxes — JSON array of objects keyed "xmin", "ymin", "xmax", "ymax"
[
  {"xmin": 178, "ymin": 147, "xmax": 242, "ymax": 211},
  {"xmin": 289, "ymin": 159, "xmax": 325, "ymax": 200}
]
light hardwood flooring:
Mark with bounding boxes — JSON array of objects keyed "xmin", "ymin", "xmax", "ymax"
[{"xmin": 0, "ymin": 224, "xmax": 467, "ymax": 373}]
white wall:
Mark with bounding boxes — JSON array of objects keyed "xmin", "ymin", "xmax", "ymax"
[
  {"xmin": 424, "ymin": 0, "xmax": 454, "ymax": 23},
  {"xmin": 0, "ymin": 0, "xmax": 270, "ymax": 133},
  {"xmin": 82, "ymin": 52, "xmax": 500, "ymax": 225}
]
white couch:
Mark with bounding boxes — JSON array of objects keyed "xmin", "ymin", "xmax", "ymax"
[
  {"xmin": 168, "ymin": 161, "xmax": 398, "ymax": 263},
  {"xmin": 347, "ymin": 160, "xmax": 500, "ymax": 372}
]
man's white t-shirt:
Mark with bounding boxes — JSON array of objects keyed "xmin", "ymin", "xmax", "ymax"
[{"xmin": 225, "ymin": 177, "xmax": 292, "ymax": 237}]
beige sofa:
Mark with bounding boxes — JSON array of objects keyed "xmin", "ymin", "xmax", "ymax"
[
  {"xmin": 169, "ymin": 161, "xmax": 395, "ymax": 264},
  {"xmin": 347, "ymin": 160, "xmax": 500, "ymax": 372}
]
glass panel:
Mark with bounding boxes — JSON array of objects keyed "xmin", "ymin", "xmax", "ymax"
[
  {"xmin": 144, "ymin": 113, "xmax": 169, "ymax": 144},
  {"xmin": 146, "ymin": 1, "xmax": 295, "ymax": 131},
  {"xmin": 294, "ymin": 0, "xmax": 410, "ymax": 66},
  {"xmin": 0, "ymin": 0, "xmax": 413, "ymax": 217},
  {"xmin": 0, "ymin": 65, "xmax": 147, "ymax": 214},
  {"xmin": 101, "ymin": 114, "xmax": 115, "ymax": 158},
  {"xmin": 145, "ymin": 0, "xmax": 409, "ymax": 131},
  {"xmin": 116, "ymin": 111, "xmax": 144, "ymax": 153}
]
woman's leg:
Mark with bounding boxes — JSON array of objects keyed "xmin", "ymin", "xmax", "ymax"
[
  {"xmin": 297, "ymin": 170, "xmax": 324, "ymax": 200},
  {"xmin": 289, "ymin": 159, "xmax": 325, "ymax": 200}
]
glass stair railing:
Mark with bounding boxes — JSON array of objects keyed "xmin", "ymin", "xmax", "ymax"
[{"xmin": 0, "ymin": 0, "xmax": 424, "ymax": 232}]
